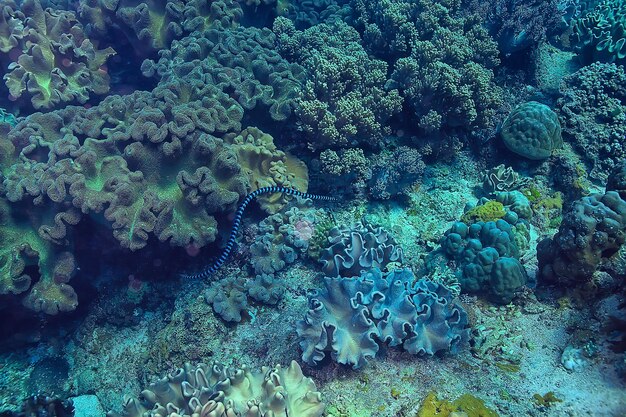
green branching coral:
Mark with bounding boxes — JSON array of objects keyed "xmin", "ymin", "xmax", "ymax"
[
  {"xmin": 354, "ymin": 0, "xmax": 503, "ymax": 133},
  {"xmin": 274, "ymin": 18, "xmax": 403, "ymax": 149}
]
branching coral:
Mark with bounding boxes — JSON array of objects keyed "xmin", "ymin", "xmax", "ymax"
[
  {"xmin": 297, "ymin": 268, "xmax": 469, "ymax": 369},
  {"xmin": 557, "ymin": 62, "xmax": 626, "ymax": 181},
  {"xmin": 109, "ymin": 360, "xmax": 324, "ymax": 417},
  {"xmin": 0, "ymin": 0, "xmax": 116, "ymax": 110},
  {"xmin": 353, "ymin": 0, "xmax": 502, "ymax": 133},
  {"xmin": 274, "ymin": 18, "xmax": 402, "ymax": 149}
]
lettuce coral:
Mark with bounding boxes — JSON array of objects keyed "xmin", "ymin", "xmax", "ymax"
[
  {"xmin": 297, "ymin": 268, "xmax": 469, "ymax": 369},
  {"xmin": 110, "ymin": 360, "xmax": 324, "ymax": 417},
  {"xmin": 1, "ymin": 0, "xmax": 116, "ymax": 110},
  {"xmin": 320, "ymin": 222, "xmax": 404, "ymax": 278}
]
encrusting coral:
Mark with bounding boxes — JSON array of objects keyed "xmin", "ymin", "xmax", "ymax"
[
  {"xmin": 108, "ymin": 360, "xmax": 324, "ymax": 417},
  {"xmin": 297, "ymin": 268, "xmax": 469, "ymax": 369}
]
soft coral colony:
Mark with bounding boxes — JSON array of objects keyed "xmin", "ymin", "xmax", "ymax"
[{"xmin": 0, "ymin": 0, "xmax": 625, "ymax": 416}]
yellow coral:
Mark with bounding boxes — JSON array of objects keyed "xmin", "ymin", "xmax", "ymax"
[
  {"xmin": 461, "ymin": 201, "xmax": 506, "ymax": 224},
  {"xmin": 416, "ymin": 392, "xmax": 499, "ymax": 417}
]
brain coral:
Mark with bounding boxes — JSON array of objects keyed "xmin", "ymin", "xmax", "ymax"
[
  {"xmin": 1, "ymin": 0, "xmax": 116, "ymax": 110},
  {"xmin": 538, "ymin": 161, "xmax": 626, "ymax": 285},
  {"xmin": 500, "ymin": 101, "xmax": 562, "ymax": 160},
  {"xmin": 319, "ymin": 222, "xmax": 404, "ymax": 278},
  {"xmin": 297, "ymin": 268, "xmax": 469, "ymax": 369},
  {"xmin": 109, "ymin": 360, "xmax": 324, "ymax": 417}
]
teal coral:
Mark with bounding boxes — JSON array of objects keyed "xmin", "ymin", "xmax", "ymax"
[
  {"xmin": 320, "ymin": 222, "xmax": 404, "ymax": 278},
  {"xmin": 297, "ymin": 268, "xmax": 469, "ymax": 369},
  {"xmin": 571, "ymin": 0, "xmax": 626, "ymax": 65}
]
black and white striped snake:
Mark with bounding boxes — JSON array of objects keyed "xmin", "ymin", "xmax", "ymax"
[{"xmin": 181, "ymin": 186, "xmax": 338, "ymax": 279}]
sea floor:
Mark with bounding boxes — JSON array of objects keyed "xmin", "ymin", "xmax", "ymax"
[{"xmin": 1, "ymin": 156, "xmax": 625, "ymax": 417}]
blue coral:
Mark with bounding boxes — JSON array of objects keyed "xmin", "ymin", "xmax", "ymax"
[{"xmin": 297, "ymin": 268, "xmax": 469, "ymax": 369}]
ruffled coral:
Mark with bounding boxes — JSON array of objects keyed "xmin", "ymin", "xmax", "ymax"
[
  {"xmin": 319, "ymin": 222, "xmax": 404, "ymax": 278},
  {"xmin": 110, "ymin": 360, "xmax": 324, "ymax": 417},
  {"xmin": 1, "ymin": 0, "xmax": 115, "ymax": 110},
  {"xmin": 78, "ymin": 0, "xmax": 243, "ymax": 54},
  {"xmin": 297, "ymin": 268, "xmax": 469, "ymax": 369},
  {"xmin": 142, "ymin": 25, "xmax": 306, "ymax": 122},
  {"xmin": 570, "ymin": 0, "xmax": 626, "ymax": 65},
  {"xmin": 1, "ymin": 54, "xmax": 309, "ymax": 314}
]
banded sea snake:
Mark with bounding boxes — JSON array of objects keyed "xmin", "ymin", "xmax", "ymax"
[{"xmin": 182, "ymin": 186, "xmax": 338, "ymax": 279}]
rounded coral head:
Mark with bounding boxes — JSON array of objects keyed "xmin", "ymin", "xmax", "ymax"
[{"xmin": 500, "ymin": 101, "xmax": 562, "ymax": 160}]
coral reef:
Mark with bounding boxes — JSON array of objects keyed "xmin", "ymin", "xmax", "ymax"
[
  {"xmin": 319, "ymin": 222, "xmax": 404, "ymax": 278},
  {"xmin": 274, "ymin": 18, "xmax": 402, "ymax": 149},
  {"xmin": 538, "ymin": 161, "xmax": 626, "ymax": 286},
  {"xmin": 557, "ymin": 62, "xmax": 626, "ymax": 181},
  {"xmin": 109, "ymin": 360, "xmax": 324, "ymax": 417},
  {"xmin": 297, "ymin": 268, "xmax": 469, "ymax": 368},
  {"xmin": 500, "ymin": 101, "xmax": 562, "ymax": 160},
  {"xmin": 570, "ymin": 0, "xmax": 626, "ymax": 65},
  {"xmin": 0, "ymin": 0, "xmax": 116, "ymax": 110}
]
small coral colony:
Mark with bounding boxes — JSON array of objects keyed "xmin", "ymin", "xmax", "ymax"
[{"xmin": 0, "ymin": 0, "xmax": 625, "ymax": 416}]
